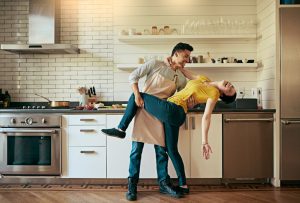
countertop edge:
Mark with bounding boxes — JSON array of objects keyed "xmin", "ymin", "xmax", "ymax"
[{"xmin": 0, "ymin": 109, "xmax": 276, "ymax": 114}]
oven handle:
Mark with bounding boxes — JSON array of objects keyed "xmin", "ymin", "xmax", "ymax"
[{"xmin": 0, "ymin": 129, "xmax": 58, "ymax": 134}]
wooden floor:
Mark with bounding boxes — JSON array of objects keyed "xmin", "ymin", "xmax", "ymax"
[{"xmin": 1, "ymin": 185, "xmax": 300, "ymax": 203}]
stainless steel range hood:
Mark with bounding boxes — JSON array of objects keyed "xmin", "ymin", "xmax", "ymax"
[{"xmin": 0, "ymin": 0, "xmax": 79, "ymax": 54}]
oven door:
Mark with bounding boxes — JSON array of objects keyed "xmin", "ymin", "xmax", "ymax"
[{"xmin": 0, "ymin": 128, "xmax": 61, "ymax": 175}]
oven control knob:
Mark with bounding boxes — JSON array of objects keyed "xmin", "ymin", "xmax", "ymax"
[
  {"xmin": 10, "ymin": 118, "xmax": 16, "ymax": 124},
  {"xmin": 41, "ymin": 118, "xmax": 46, "ymax": 124},
  {"xmin": 25, "ymin": 117, "xmax": 33, "ymax": 125}
]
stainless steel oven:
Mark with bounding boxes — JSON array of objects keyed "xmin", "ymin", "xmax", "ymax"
[{"xmin": 0, "ymin": 114, "xmax": 61, "ymax": 176}]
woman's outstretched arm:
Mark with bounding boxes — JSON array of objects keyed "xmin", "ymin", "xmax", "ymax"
[{"xmin": 201, "ymin": 98, "xmax": 217, "ymax": 160}]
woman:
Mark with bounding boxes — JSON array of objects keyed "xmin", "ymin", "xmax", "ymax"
[{"xmin": 102, "ymin": 75, "xmax": 236, "ymax": 193}]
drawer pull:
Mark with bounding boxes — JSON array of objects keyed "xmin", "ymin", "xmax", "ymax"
[
  {"xmin": 80, "ymin": 119, "xmax": 95, "ymax": 122},
  {"xmin": 80, "ymin": 129, "xmax": 95, "ymax": 132},
  {"xmin": 184, "ymin": 117, "xmax": 188, "ymax": 130},
  {"xmin": 191, "ymin": 116, "xmax": 195, "ymax": 130},
  {"xmin": 224, "ymin": 118, "xmax": 274, "ymax": 122},
  {"xmin": 80, "ymin": 150, "xmax": 95, "ymax": 154},
  {"xmin": 281, "ymin": 120, "xmax": 300, "ymax": 125}
]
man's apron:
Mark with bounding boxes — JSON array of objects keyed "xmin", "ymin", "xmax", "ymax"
[{"xmin": 131, "ymin": 72, "xmax": 177, "ymax": 147}]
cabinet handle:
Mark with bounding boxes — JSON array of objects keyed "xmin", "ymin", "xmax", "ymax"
[
  {"xmin": 224, "ymin": 118, "xmax": 274, "ymax": 122},
  {"xmin": 80, "ymin": 119, "xmax": 95, "ymax": 122},
  {"xmin": 184, "ymin": 117, "xmax": 189, "ymax": 130},
  {"xmin": 80, "ymin": 150, "xmax": 95, "ymax": 154},
  {"xmin": 80, "ymin": 129, "xmax": 95, "ymax": 132},
  {"xmin": 281, "ymin": 120, "xmax": 300, "ymax": 125},
  {"xmin": 191, "ymin": 116, "xmax": 195, "ymax": 130}
]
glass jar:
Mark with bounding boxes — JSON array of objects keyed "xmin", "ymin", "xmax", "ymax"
[{"xmin": 152, "ymin": 26, "xmax": 158, "ymax": 35}]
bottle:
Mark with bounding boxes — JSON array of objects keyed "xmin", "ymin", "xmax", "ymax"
[
  {"xmin": 3, "ymin": 90, "xmax": 11, "ymax": 108},
  {"xmin": 204, "ymin": 52, "xmax": 212, "ymax": 63}
]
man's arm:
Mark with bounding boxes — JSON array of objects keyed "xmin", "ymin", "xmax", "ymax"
[
  {"xmin": 131, "ymin": 83, "xmax": 144, "ymax": 107},
  {"xmin": 178, "ymin": 66, "xmax": 198, "ymax": 80},
  {"xmin": 129, "ymin": 60, "xmax": 156, "ymax": 107}
]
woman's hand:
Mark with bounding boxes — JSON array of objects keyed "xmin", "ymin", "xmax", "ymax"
[
  {"xmin": 135, "ymin": 94, "xmax": 144, "ymax": 107},
  {"xmin": 202, "ymin": 143, "xmax": 212, "ymax": 160}
]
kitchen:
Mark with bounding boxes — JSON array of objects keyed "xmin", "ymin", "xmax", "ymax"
[{"xmin": 0, "ymin": 0, "xmax": 300, "ymax": 202}]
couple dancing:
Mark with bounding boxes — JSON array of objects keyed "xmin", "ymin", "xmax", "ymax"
[{"xmin": 102, "ymin": 43, "xmax": 236, "ymax": 201}]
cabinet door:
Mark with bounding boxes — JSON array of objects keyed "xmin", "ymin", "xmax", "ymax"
[
  {"xmin": 68, "ymin": 147, "xmax": 106, "ymax": 178},
  {"xmin": 106, "ymin": 115, "xmax": 156, "ymax": 178},
  {"xmin": 190, "ymin": 114, "xmax": 222, "ymax": 178},
  {"xmin": 68, "ymin": 115, "xmax": 106, "ymax": 126},
  {"xmin": 168, "ymin": 115, "xmax": 191, "ymax": 178},
  {"xmin": 68, "ymin": 126, "xmax": 106, "ymax": 147},
  {"xmin": 223, "ymin": 113, "xmax": 273, "ymax": 178},
  {"xmin": 281, "ymin": 120, "xmax": 300, "ymax": 180}
]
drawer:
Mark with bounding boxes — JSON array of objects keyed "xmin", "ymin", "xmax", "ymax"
[
  {"xmin": 69, "ymin": 126, "xmax": 106, "ymax": 147},
  {"xmin": 68, "ymin": 115, "xmax": 106, "ymax": 126},
  {"xmin": 68, "ymin": 147, "xmax": 106, "ymax": 178}
]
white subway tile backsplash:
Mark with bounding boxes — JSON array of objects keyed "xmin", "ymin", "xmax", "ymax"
[{"xmin": 0, "ymin": 0, "xmax": 275, "ymax": 106}]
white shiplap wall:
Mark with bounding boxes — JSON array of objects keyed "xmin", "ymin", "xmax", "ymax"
[
  {"xmin": 0, "ymin": 0, "xmax": 113, "ymax": 102},
  {"xmin": 113, "ymin": 0, "xmax": 258, "ymax": 100},
  {"xmin": 257, "ymin": 0, "xmax": 276, "ymax": 109}
]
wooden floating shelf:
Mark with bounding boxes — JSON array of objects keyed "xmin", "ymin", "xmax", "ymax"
[
  {"xmin": 117, "ymin": 63, "xmax": 258, "ymax": 70},
  {"xmin": 117, "ymin": 34, "xmax": 257, "ymax": 41}
]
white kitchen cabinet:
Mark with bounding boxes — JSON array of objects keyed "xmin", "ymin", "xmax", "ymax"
[
  {"xmin": 68, "ymin": 126, "xmax": 106, "ymax": 147},
  {"xmin": 190, "ymin": 114, "xmax": 222, "ymax": 178},
  {"xmin": 106, "ymin": 114, "xmax": 157, "ymax": 178},
  {"xmin": 62, "ymin": 114, "xmax": 107, "ymax": 178},
  {"xmin": 168, "ymin": 113, "xmax": 222, "ymax": 179},
  {"xmin": 68, "ymin": 147, "xmax": 106, "ymax": 178},
  {"xmin": 68, "ymin": 115, "xmax": 106, "ymax": 126}
]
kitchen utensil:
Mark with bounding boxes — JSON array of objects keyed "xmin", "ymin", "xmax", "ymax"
[
  {"xmin": 35, "ymin": 93, "xmax": 70, "ymax": 108},
  {"xmin": 88, "ymin": 89, "xmax": 91, "ymax": 97},
  {"xmin": 77, "ymin": 87, "xmax": 87, "ymax": 95},
  {"xmin": 92, "ymin": 86, "xmax": 96, "ymax": 95}
]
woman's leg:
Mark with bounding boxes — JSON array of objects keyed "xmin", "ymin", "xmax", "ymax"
[
  {"xmin": 118, "ymin": 93, "xmax": 139, "ymax": 131},
  {"xmin": 119, "ymin": 92, "xmax": 185, "ymax": 131},
  {"xmin": 140, "ymin": 93, "xmax": 186, "ymax": 126},
  {"xmin": 164, "ymin": 123, "xmax": 187, "ymax": 186}
]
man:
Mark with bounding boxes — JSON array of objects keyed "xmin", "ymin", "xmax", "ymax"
[{"xmin": 103, "ymin": 42, "xmax": 194, "ymax": 201}]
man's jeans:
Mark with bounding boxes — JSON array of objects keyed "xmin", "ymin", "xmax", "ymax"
[
  {"xmin": 128, "ymin": 141, "xmax": 170, "ymax": 183},
  {"xmin": 120, "ymin": 93, "xmax": 187, "ymax": 185}
]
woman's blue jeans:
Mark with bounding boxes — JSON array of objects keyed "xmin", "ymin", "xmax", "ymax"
[{"xmin": 119, "ymin": 93, "xmax": 187, "ymax": 185}]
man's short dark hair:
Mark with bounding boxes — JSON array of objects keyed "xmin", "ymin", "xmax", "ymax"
[
  {"xmin": 171, "ymin": 42, "xmax": 194, "ymax": 56},
  {"xmin": 220, "ymin": 92, "xmax": 237, "ymax": 104}
]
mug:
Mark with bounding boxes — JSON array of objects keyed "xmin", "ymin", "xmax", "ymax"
[{"xmin": 128, "ymin": 28, "xmax": 136, "ymax": 35}]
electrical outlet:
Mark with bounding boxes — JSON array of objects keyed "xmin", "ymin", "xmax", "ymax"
[{"xmin": 251, "ymin": 88, "xmax": 258, "ymax": 98}]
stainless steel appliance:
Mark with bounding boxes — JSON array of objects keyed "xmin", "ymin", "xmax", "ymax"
[
  {"xmin": 0, "ymin": 114, "xmax": 61, "ymax": 176},
  {"xmin": 223, "ymin": 113, "xmax": 274, "ymax": 179},
  {"xmin": 280, "ymin": 7, "xmax": 300, "ymax": 180},
  {"xmin": 0, "ymin": 0, "xmax": 79, "ymax": 54}
]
